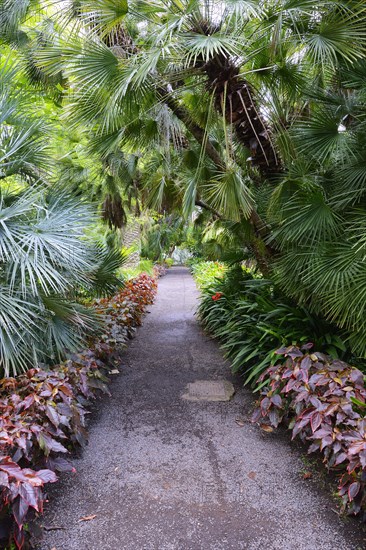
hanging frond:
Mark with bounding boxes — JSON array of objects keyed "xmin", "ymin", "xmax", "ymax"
[{"xmin": 204, "ymin": 168, "xmax": 253, "ymax": 221}]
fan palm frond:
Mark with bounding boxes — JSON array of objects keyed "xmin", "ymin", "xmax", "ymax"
[{"xmin": 204, "ymin": 168, "xmax": 253, "ymax": 221}]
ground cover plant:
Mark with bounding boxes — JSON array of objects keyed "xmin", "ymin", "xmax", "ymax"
[
  {"xmin": 196, "ymin": 264, "xmax": 366, "ymax": 518},
  {"xmin": 253, "ymin": 345, "xmax": 366, "ymax": 518},
  {"xmin": 0, "ymin": 272, "xmax": 158, "ymax": 549},
  {"xmin": 197, "ymin": 266, "xmax": 352, "ymax": 388}
]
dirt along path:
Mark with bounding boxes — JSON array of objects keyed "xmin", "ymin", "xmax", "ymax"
[{"xmin": 37, "ymin": 267, "xmax": 366, "ymax": 550}]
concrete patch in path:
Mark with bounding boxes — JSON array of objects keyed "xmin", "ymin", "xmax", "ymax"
[{"xmin": 182, "ymin": 379, "xmax": 235, "ymax": 402}]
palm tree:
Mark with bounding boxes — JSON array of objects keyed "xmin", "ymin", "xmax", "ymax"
[
  {"xmin": 268, "ymin": 62, "xmax": 366, "ymax": 356},
  {"xmin": 0, "ymin": 56, "xmax": 127, "ymax": 376},
  {"xmin": 13, "ymin": 0, "xmax": 366, "ymax": 354}
]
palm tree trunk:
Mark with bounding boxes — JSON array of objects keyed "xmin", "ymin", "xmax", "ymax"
[
  {"xmin": 205, "ymin": 56, "xmax": 279, "ymax": 178},
  {"xmin": 191, "ymin": 20, "xmax": 280, "ymax": 179}
]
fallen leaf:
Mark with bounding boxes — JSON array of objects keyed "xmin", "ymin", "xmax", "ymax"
[
  {"xmin": 248, "ymin": 471, "xmax": 256, "ymax": 480},
  {"xmin": 79, "ymin": 515, "xmax": 97, "ymax": 522},
  {"xmin": 303, "ymin": 472, "xmax": 312, "ymax": 480},
  {"xmin": 235, "ymin": 418, "xmax": 246, "ymax": 427},
  {"xmin": 260, "ymin": 423, "xmax": 274, "ymax": 433}
]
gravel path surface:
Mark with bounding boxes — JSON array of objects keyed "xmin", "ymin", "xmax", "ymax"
[{"xmin": 37, "ymin": 267, "xmax": 366, "ymax": 550}]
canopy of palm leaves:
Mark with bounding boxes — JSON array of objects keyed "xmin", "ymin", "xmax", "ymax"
[{"xmin": 1, "ymin": 0, "xmax": 366, "ymax": 356}]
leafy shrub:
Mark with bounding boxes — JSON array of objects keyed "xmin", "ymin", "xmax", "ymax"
[
  {"xmin": 0, "ymin": 273, "xmax": 158, "ymax": 549},
  {"xmin": 197, "ymin": 267, "xmax": 353, "ymax": 388},
  {"xmin": 119, "ymin": 259, "xmax": 155, "ymax": 280},
  {"xmin": 0, "ymin": 361, "xmax": 106, "ymax": 549},
  {"xmin": 191, "ymin": 261, "xmax": 227, "ymax": 290},
  {"xmin": 141, "ymin": 214, "xmax": 187, "ymax": 262},
  {"xmin": 153, "ymin": 263, "xmax": 168, "ymax": 278},
  {"xmin": 95, "ymin": 273, "xmax": 157, "ymax": 344},
  {"xmin": 0, "ymin": 456, "xmax": 57, "ymax": 549},
  {"xmin": 253, "ymin": 345, "xmax": 366, "ymax": 518},
  {"xmin": 0, "ymin": 189, "xmax": 127, "ymax": 378}
]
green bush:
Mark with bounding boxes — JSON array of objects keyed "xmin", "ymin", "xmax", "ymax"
[
  {"xmin": 119, "ymin": 259, "xmax": 155, "ymax": 280},
  {"xmin": 0, "ymin": 189, "xmax": 126, "ymax": 377},
  {"xmin": 191, "ymin": 261, "xmax": 227, "ymax": 290},
  {"xmin": 197, "ymin": 267, "xmax": 358, "ymax": 389}
]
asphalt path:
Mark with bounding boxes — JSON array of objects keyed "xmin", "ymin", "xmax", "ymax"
[{"xmin": 37, "ymin": 267, "xmax": 366, "ymax": 550}]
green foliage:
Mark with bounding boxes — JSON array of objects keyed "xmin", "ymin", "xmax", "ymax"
[
  {"xmin": 119, "ymin": 259, "xmax": 155, "ymax": 280},
  {"xmin": 268, "ymin": 75, "xmax": 366, "ymax": 355},
  {"xmin": 197, "ymin": 267, "xmax": 356, "ymax": 388},
  {"xmin": 0, "ymin": 0, "xmax": 366, "ymax": 356},
  {"xmin": 0, "ymin": 189, "xmax": 127, "ymax": 377},
  {"xmin": 4, "ymin": 0, "xmax": 366, "ymax": 357},
  {"xmin": 0, "ymin": 47, "xmax": 129, "ymax": 377},
  {"xmin": 190, "ymin": 260, "xmax": 228, "ymax": 290},
  {"xmin": 2, "ymin": 0, "xmax": 366, "ymax": 357},
  {"xmin": 141, "ymin": 214, "xmax": 189, "ymax": 262}
]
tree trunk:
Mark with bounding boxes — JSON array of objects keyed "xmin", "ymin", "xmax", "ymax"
[
  {"xmin": 204, "ymin": 55, "xmax": 280, "ymax": 178},
  {"xmin": 190, "ymin": 20, "xmax": 280, "ymax": 179}
]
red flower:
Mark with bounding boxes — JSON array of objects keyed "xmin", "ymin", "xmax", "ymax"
[{"xmin": 212, "ymin": 292, "xmax": 223, "ymax": 301}]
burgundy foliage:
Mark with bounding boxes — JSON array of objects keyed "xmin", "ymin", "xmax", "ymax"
[
  {"xmin": 0, "ymin": 273, "xmax": 158, "ymax": 548},
  {"xmin": 253, "ymin": 344, "xmax": 366, "ymax": 517},
  {"xmin": 153, "ymin": 264, "xmax": 168, "ymax": 279}
]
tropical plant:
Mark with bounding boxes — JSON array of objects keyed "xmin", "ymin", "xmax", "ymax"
[
  {"xmin": 4, "ymin": 1, "xmax": 366, "ymax": 354},
  {"xmin": 0, "ymin": 188, "xmax": 128, "ymax": 376},
  {"xmin": 190, "ymin": 260, "xmax": 227, "ymax": 289},
  {"xmin": 0, "ymin": 271, "xmax": 158, "ymax": 549},
  {"xmin": 268, "ymin": 70, "xmax": 366, "ymax": 356},
  {"xmin": 141, "ymin": 214, "xmax": 188, "ymax": 262},
  {"xmin": 15, "ymin": 0, "xmax": 364, "ymax": 354},
  {"xmin": 197, "ymin": 267, "xmax": 354, "ymax": 388},
  {"xmin": 253, "ymin": 344, "xmax": 366, "ymax": 518},
  {"xmin": 0, "ymin": 49, "xmax": 129, "ymax": 376}
]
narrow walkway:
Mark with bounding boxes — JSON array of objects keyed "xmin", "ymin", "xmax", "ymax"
[{"xmin": 38, "ymin": 268, "xmax": 365, "ymax": 550}]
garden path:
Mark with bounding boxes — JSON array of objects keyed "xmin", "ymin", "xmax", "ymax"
[{"xmin": 38, "ymin": 267, "xmax": 366, "ymax": 550}]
